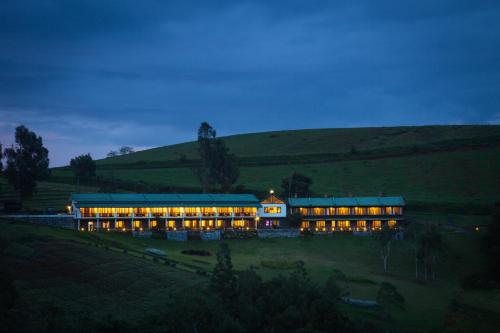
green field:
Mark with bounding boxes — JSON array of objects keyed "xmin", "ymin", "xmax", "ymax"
[
  {"xmin": 3, "ymin": 125, "xmax": 499, "ymax": 213},
  {"xmin": 1, "ymin": 219, "xmax": 499, "ymax": 332}
]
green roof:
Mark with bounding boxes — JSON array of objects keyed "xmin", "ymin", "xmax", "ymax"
[
  {"xmin": 71, "ymin": 193, "xmax": 261, "ymax": 208},
  {"xmin": 288, "ymin": 196, "xmax": 405, "ymax": 207}
]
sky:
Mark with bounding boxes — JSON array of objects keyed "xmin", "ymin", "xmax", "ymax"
[{"xmin": 1, "ymin": 0, "xmax": 500, "ymax": 166}]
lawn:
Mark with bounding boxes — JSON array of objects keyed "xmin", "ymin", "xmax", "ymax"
[
  {"xmin": 0, "ymin": 222, "xmax": 205, "ymax": 331},
  {"xmin": 63, "ymin": 146, "xmax": 500, "ymax": 211},
  {"xmin": 1, "ymin": 217, "xmax": 499, "ymax": 332}
]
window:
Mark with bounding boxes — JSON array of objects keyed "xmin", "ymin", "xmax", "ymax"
[
  {"xmin": 202, "ymin": 207, "xmax": 216, "ymax": 216},
  {"xmin": 393, "ymin": 207, "xmax": 403, "ymax": 215},
  {"xmin": 316, "ymin": 221, "xmax": 326, "ymax": 230},
  {"xmin": 134, "ymin": 220, "xmax": 141, "ymax": 228},
  {"xmin": 301, "ymin": 221, "xmax": 310, "ymax": 229},
  {"xmin": 116, "ymin": 208, "xmax": 132, "ymax": 216},
  {"xmin": 337, "ymin": 207, "xmax": 350, "ymax": 215},
  {"xmin": 356, "ymin": 220, "xmax": 366, "ymax": 231},
  {"xmin": 337, "ymin": 220, "xmax": 350, "ymax": 230},
  {"xmin": 216, "ymin": 220, "xmax": 224, "ymax": 228},
  {"xmin": 134, "ymin": 208, "xmax": 148, "ymax": 216},
  {"xmin": 151, "ymin": 207, "xmax": 167, "ymax": 216},
  {"xmin": 264, "ymin": 206, "xmax": 281, "ymax": 214},
  {"xmin": 368, "ymin": 207, "xmax": 382, "ymax": 215},
  {"xmin": 151, "ymin": 220, "xmax": 157, "ymax": 228},
  {"xmin": 300, "ymin": 208, "xmax": 309, "ymax": 215},
  {"xmin": 169, "ymin": 208, "xmax": 181, "ymax": 216},
  {"xmin": 234, "ymin": 220, "xmax": 245, "ymax": 228},
  {"xmin": 168, "ymin": 220, "xmax": 176, "ymax": 229},
  {"xmin": 312, "ymin": 207, "xmax": 325, "ymax": 215},
  {"xmin": 372, "ymin": 220, "xmax": 382, "ymax": 230},
  {"xmin": 184, "ymin": 207, "xmax": 198, "ymax": 216},
  {"xmin": 217, "ymin": 207, "xmax": 232, "ymax": 216},
  {"xmin": 388, "ymin": 220, "xmax": 397, "ymax": 228},
  {"xmin": 116, "ymin": 221, "xmax": 124, "ymax": 228},
  {"xmin": 354, "ymin": 207, "xmax": 366, "ymax": 215}
]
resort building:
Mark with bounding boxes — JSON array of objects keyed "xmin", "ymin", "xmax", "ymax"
[
  {"xmin": 70, "ymin": 193, "xmax": 405, "ymax": 233},
  {"xmin": 288, "ymin": 196, "xmax": 405, "ymax": 232},
  {"xmin": 257, "ymin": 191, "xmax": 287, "ymax": 229},
  {"xmin": 71, "ymin": 193, "xmax": 260, "ymax": 232}
]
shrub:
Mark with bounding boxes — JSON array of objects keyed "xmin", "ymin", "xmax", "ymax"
[{"xmin": 181, "ymin": 249, "xmax": 212, "ymax": 256}]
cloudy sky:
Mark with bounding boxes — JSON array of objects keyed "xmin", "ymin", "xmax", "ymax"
[{"xmin": 1, "ymin": 1, "xmax": 499, "ymax": 166}]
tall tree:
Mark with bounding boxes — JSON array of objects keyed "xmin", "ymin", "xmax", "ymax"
[
  {"xmin": 70, "ymin": 154, "xmax": 96, "ymax": 190},
  {"xmin": 211, "ymin": 243, "xmax": 237, "ymax": 304},
  {"xmin": 197, "ymin": 122, "xmax": 217, "ymax": 192},
  {"xmin": 281, "ymin": 172, "xmax": 313, "ymax": 197},
  {"xmin": 4, "ymin": 126, "xmax": 49, "ymax": 198},
  {"xmin": 418, "ymin": 223, "xmax": 443, "ymax": 281},
  {"xmin": 378, "ymin": 224, "xmax": 395, "ymax": 273},
  {"xmin": 196, "ymin": 122, "xmax": 239, "ymax": 192}
]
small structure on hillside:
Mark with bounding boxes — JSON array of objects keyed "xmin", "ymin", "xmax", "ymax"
[{"xmin": 257, "ymin": 190, "xmax": 287, "ymax": 229}]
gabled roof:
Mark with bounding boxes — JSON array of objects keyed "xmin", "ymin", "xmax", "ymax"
[
  {"xmin": 71, "ymin": 193, "xmax": 261, "ymax": 208},
  {"xmin": 288, "ymin": 196, "xmax": 405, "ymax": 207},
  {"xmin": 261, "ymin": 194, "xmax": 285, "ymax": 204}
]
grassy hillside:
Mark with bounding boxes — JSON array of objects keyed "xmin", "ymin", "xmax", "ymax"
[
  {"xmin": 2, "ymin": 220, "xmax": 499, "ymax": 332},
  {"xmin": 96, "ymin": 125, "xmax": 500, "ymax": 164},
  {"xmin": 3, "ymin": 125, "xmax": 500, "ymax": 213}
]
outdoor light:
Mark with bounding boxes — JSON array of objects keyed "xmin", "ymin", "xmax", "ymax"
[{"xmin": 270, "ymin": 189, "xmax": 274, "ymax": 194}]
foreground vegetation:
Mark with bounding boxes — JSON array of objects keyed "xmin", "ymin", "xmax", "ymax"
[{"xmin": 1, "ymin": 216, "xmax": 499, "ymax": 332}]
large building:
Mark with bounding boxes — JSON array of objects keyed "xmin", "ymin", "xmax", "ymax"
[
  {"xmin": 288, "ymin": 196, "xmax": 405, "ymax": 232},
  {"xmin": 70, "ymin": 193, "xmax": 405, "ymax": 233}
]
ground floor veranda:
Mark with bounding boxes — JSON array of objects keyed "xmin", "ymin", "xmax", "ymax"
[
  {"xmin": 76, "ymin": 217, "xmax": 403, "ymax": 232},
  {"xmin": 77, "ymin": 217, "xmax": 258, "ymax": 232},
  {"xmin": 300, "ymin": 218, "xmax": 402, "ymax": 232}
]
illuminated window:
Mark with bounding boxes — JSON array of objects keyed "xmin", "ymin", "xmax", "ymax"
[
  {"xmin": 316, "ymin": 221, "xmax": 326, "ymax": 229},
  {"xmin": 134, "ymin": 220, "xmax": 141, "ymax": 228},
  {"xmin": 301, "ymin": 221, "xmax": 310, "ymax": 229},
  {"xmin": 372, "ymin": 220, "xmax": 382, "ymax": 230},
  {"xmin": 217, "ymin": 207, "xmax": 232, "ymax": 216},
  {"xmin": 337, "ymin": 220, "xmax": 350, "ymax": 230},
  {"xmin": 354, "ymin": 207, "xmax": 366, "ymax": 215},
  {"xmin": 264, "ymin": 206, "xmax": 282, "ymax": 214},
  {"xmin": 116, "ymin": 208, "xmax": 132, "ymax": 216},
  {"xmin": 328, "ymin": 207, "xmax": 335, "ymax": 215},
  {"xmin": 151, "ymin": 220, "xmax": 157, "ymax": 228},
  {"xmin": 169, "ymin": 208, "xmax": 181, "ymax": 216},
  {"xmin": 116, "ymin": 220, "xmax": 124, "ymax": 228},
  {"xmin": 184, "ymin": 208, "xmax": 198, "ymax": 216},
  {"xmin": 151, "ymin": 207, "xmax": 167, "ymax": 216},
  {"xmin": 312, "ymin": 207, "xmax": 325, "ymax": 215},
  {"xmin": 300, "ymin": 208, "xmax": 309, "ymax": 215},
  {"xmin": 357, "ymin": 220, "xmax": 366, "ymax": 230},
  {"xmin": 393, "ymin": 207, "xmax": 403, "ymax": 215},
  {"xmin": 216, "ymin": 220, "xmax": 224, "ymax": 228},
  {"xmin": 102, "ymin": 221, "xmax": 110, "ymax": 229},
  {"xmin": 337, "ymin": 207, "xmax": 350, "ymax": 215},
  {"xmin": 168, "ymin": 220, "xmax": 176, "ymax": 229},
  {"xmin": 234, "ymin": 220, "xmax": 245, "ymax": 228},
  {"xmin": 202, "ymin": 207, "xmax": 216, "ymax": 216},
  {"xmin": 368, "ymin": 207, "xmax": 382, "ymax": 215},
  {"xmin": 388, "ymin": 220, "xmax": 397, "ymax": 228}
]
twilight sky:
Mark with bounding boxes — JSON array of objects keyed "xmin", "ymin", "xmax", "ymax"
[{"xmin": 1, "ymin": 0, "xmax": 500, "ymax": 166}]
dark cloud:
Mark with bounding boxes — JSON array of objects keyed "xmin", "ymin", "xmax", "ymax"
[{"xmin": 1, "ymin": 1, "xmax": 499, "ymax": 166}]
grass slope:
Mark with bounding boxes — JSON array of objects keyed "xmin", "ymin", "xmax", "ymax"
[
  {"xmin": 96, "ymin": 125, "xmax": 500, "ymax": 164},
  {"xmin": 1, "ymin": 222, "xmax": 204, "ymax": 331},
  {"xmin": 2, "ymin": 219, "xmax": 499, "ymax": 332}
]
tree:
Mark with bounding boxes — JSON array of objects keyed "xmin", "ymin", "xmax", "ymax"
[
  {"xmin": 287, "ymin": 211, "xmax": 303, "ymax": 228},
  {"xmin": 281, "ymin": 172, "xmax": 313, "ymax": 197},
  {"xmin": 118, "ymin": 146, "xmax": 134, "ymax": 155},
  {"xmin": 70, "ymin": 154, "xmax": 96, "ymax": 190},
  {"xmin": 3, "ymin": 125, "xmax": 49, "ymax": 198},
  {"xmin": 377, "ymin": 224, "xmax": 395, "ymax": 273},
  {"xmin": 196, "ymin": 122, "xmax": 239, "ymax": 192},
  {"xmin": 418, "ymin": 223, "xmax": 443, "ymax": 281},
  {"xmin": 107, "ymin": 150, "xmax": 118, "ymax": 158},
  {"xmin": 211, "ymin": 243, "xmax": 237, "ymax": 304},
  {"xmin": 0, "ymin": 142, "xmax": 3, "ymax": 175}
]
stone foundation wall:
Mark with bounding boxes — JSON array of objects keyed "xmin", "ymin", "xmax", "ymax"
[
  {"xmin": 257, "ymin": 229, "xmax": 301, "ymax": 238},
  {"xmin": 166, "ymin": 230, "xmax": 188, "ymax": 241}
]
